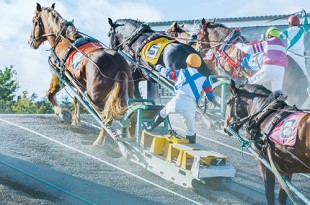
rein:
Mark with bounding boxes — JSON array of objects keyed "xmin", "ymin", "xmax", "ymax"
[
  {"xmin": 113, "ymin": 24, "xmax": 150, "ymax": 52},
  {"xmin": 232, "ymin": 92, "xmax": 288, "ymax": 137},
  {"xmin": 233, "ymin": 91, "xmax": 310, "ymax": 171},
  {"xmin": 214, "ymin": 28, "xmax": 247, "ymax": 78},
  {"xmin": 199, "ymin": 24, "xmax": 248, "ymax": 78},
  {"xmin": 31, "ymin": 33, "xmax": 56, "ymax": 42}
]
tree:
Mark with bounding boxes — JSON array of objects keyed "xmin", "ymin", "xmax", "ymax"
[
  {"xmin": 12, "ymin": 91, "xmax": 54, "ymax": 114},
  {"xmin": 35, "ymin": 98, "xmax": 54, "ymax": 114},
  {"xmin": 11, "ymin": 91, "xmax": 37, "ymax": 114},
  {"xmin": 0, "ymin": 66, "xmax": 19, "ymax": 113},
  {"xmin": 60, "ymin": 96, "xmax": 89, "ymax": 114}
]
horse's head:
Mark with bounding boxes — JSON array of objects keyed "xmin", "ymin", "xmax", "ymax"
[
  {"xmin": 108, "ymin": 18, "xmax": 121, "ymax": 50},
  {"xmin": 197, "ymin": 18, "xmax": 233, "ymax": 51},
  {"xmin": 196, "ymin": 18, "xmax": 212, "ymax": 52},
  {"xmin": 224, "ymin": 79, "xmax": 272, "ymax": 134},
  {"xmin": 108, "ymin": 18, "xmax": 149, "ymax": 50},
  {"xmin": 29, "ymin": 3, "xmax": 79, "ymax": 49},
  {"xmin": 28, "ymin": 3, "xmax": 55, "ymax": 49},
  {"xmin": 224, "ymin": 79, "xmax": 247, "ymax": 134},
  {"xmin": 166, "ymin": 22, "xmax": 184, "ymax": 38}
]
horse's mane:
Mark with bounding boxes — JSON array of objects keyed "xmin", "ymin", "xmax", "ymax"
[
  {"xmin": 40, "ymin": 7, "xmax": 66, "ymax": 33},
  {"xmin": 208, "ymin": 22, "xmax": 229, "ymax": 30},
  {"xmin": 237, "ymin": 84, "xmax": 272, "ymax": 100},
  {"xmin": 117, "ymin": 19, "xmax": 143, "ymax": 26},
  {"xmin": 115, "ymin": 19, "xmax": 153, "ymax": 32},
  {"xmin": 40, "ymin": 7, "xmax": 80, "ymax": 40}
]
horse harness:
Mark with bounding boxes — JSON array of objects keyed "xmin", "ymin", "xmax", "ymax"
[
  {"xmin": 214, "ymin": 28, "xmax": 246, "ymax": 78},
  {"xmin": 117, "ymin": 25, "xmax": 151, "ymax": 58},
  {"xmin": 122, "ymin": 28, "xmax": 175, "ymax": 61},
  {"xmin": 244, "ymin": 94, "xmax": 300, "ymax": 153},
  {"xmin": 114, "ymin": 24, "xmax": 176, "ymax": 80},
  {"xmin": 233, "ymin": 92, "xmax": 291, "ymax": 139},
  {"xmin": 199, "ymin": 23, "xmax": 247, "ymax": 78}
]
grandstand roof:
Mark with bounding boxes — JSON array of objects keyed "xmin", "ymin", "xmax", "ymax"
[{"xmin": 148, "ymin": 13, "xmax": 310, "ymax": 29}]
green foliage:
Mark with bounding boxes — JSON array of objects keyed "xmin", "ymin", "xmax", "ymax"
[
  {"xmin": 0, "ymin": 65, "xmax": 88, "ymax": 114},
  {"xmin": 11, "ymin": 91, "xmax": 54, "ymax": 114},
  {"xmin": 60, "ymin": 96, "xmax": 89, "ymax": 114},
  {"xmin": 61, "ymin": 96, "xmax": 74, "ymax": 110},
  {"xmin": 0, "ymin": 66, "xmax": 19, "ymax": 113},
  {"xmin": 0, "ymin": 66, "xmax": 53, "ymax": 114}
]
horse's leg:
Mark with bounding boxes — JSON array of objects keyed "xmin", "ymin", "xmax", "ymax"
[
  {"xmin": 127, "ymin": 122, "xmax": 136, "ymax": 138},
  {"xmin": 264, "ymin": 169, "xmax": 276, "ymax": 205},
  {"xmin": 278, "ymin": 173, "xmax": 292, "ymax": 205},
  {"xmin": 134, "ymin": 80, "xmax": 142, "ymax": 98},
  {"xmin": 129, "ymin": 65, "xmax": 142, "ymax": 99},
  {"xmin": 127, "ymin": 77, "xmax": 136, "ymax": 138},
  {"xmin": 147, "ymin": 82, "xmax": 157, "ymax": 99},
  {"xmin": 93, "ymin": 121, "xmax": 112, "ymax": 145},
  {"xmin": 258, "ymin": 161, "xmax": 275, "ymax": 205},
  {"xmin": 71, "ymin": 96, "xmax": 80, "ymax": 126},
  {"xmin": 47, "ymin": 73, "xmax": 72, "ymax": 122}
]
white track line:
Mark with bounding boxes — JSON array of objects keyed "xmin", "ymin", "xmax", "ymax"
[
  {"xmin": 174, "ymin": 126, "xmax": 310, "ymax": 180},
  {"xmin": 175, "ymin": 127, "xmax": 252, "ymax": 156},
  {"xmin": 0, "ymin": 118, "xmax": 202, "ymax": 205},
  {"xmin": 82, "ymin": 120, "xmax": 310, "ymax": 180}
]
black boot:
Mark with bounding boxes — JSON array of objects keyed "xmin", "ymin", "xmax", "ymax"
[
  {"xmin": 186, "ymin": 134, "xmax": 196, "ymax": 144},
  {"xmin": 147, "ymin": 114, "xmax": 164, "ymax": 131}
]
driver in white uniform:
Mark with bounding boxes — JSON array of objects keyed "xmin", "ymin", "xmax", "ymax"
[{"xmin": 147, "ymin": 53, "xmax": 216, "ymax": 143}]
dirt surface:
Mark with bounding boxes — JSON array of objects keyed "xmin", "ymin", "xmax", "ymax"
[{"xmin": 0, "ymin": 114, "xmax": 309, "ymax": 205}]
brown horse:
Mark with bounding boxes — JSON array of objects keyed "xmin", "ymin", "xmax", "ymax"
[
  {"xmin": 166, "ymin": 22, "xmax": 197, "ymax": 47},
  {"xmin": 197, "ymin": 18, "xmax": 250, "ymax": 78},
  {"xmin": 224, "ymin": 80, "xmax": 310, "ymax": 205},
  {"xmin": 28, "ymin": 3, "xmax": 134, "ymax": 145},
  {"xmin": 197, "ymin": 18, "xmax": 308, "ymax": 107}
]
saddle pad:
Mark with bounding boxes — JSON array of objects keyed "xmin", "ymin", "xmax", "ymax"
[
  {"xmin": 65, "ymin": 42, "xmax": 103, "ymax": 78},
  {"xmin": 269, "ymin": 112, "xmax": 306, "ymax": 146},
  {"xmin": 140, "ymin": 37, "xmax": 175, "ymax": 65}
]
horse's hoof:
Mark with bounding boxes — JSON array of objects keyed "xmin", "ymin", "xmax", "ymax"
[
  {"xmin": 92, "ymin": 142, "xmax": 100, "ymax": 146},
  {"xmin": 60, "ymin": 109, "xmax": 72, "ymax": 123},
  {"xmin": 71, "ymin": 120, "xmax": 80, "ymax": 126},
  {"xmin": 92, "ymin": 140, "xmax": 103, "ymax": 146}
]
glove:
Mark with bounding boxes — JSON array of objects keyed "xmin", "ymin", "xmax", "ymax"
[
  {"xmin": 206, "ymin": 98, "xmax": 220, "ymax": 109},
  {"xmin": 302, "ymin": 9, "xmax": 307, "ymax": 17},
  {"xmin": 235, "ymin": 42, "xmax": 250, "ymax": 53},
  {"xmin": 155, "ymin": 64, "xmax": 163, "ymax": 71},
  {"xmin": 211, "ymin": 99, "xmax": 221, "ymax": 108}
]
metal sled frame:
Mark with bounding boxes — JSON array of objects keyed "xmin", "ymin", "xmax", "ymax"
[{"xmin": 48, "ymin": 52, "xmax": 235, "ymax": 188}]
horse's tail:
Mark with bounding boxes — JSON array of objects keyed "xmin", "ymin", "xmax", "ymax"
[{"xmin": 101, "ymin": 71, "xmax": 129, "ymax": 124}]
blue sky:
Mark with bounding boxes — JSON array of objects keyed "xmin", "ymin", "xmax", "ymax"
[{"xmin": 0, "ymin": 0, "xmax": 309, "ymax": 98}]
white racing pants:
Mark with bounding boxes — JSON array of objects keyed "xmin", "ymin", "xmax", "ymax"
[
  {"xmin": 248, "ymin": 64, "xmax": 285, "ymax": 92},
  {"xmin": 288, "ymin": 52, "xmax": 310, "ymax": 81},
  {"xmin": 159, "ymin": 94, "xmax": 196, "ymax": 136}
]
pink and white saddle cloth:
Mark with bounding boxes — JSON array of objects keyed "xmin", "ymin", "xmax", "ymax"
[{"xmin": 269, "ymin": 113, "xmax": 306, "ymax": 146}]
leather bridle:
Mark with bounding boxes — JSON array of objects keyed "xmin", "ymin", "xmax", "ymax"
[{"xmin": 29, "ymin": 14, "xmax": 56, "ymax": 47}]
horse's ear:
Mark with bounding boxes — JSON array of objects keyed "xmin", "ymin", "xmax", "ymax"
[
  {"xmin": 230, "ymin": 79, "xmax": 237, "ymax": 95},
  {"xmin": 172, "ymin": 22, "xmax": 177, "ymax": 28},
  {"xmin": 201, "ymin": 18, "xmax": 206, "ymax": 24},
  {"xmin": 51, "ymin": 3, "xmax": 55, "ymax": 9},
  {"xmin": 36, "ymin": 3, "xmax": 42, "ymax": 12},
  {"xmin": 108, "ymin": 18, "xmax": 114, "ymax": 27}
]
